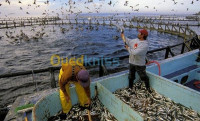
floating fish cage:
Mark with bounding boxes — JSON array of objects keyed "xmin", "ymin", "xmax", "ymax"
[{"xmin": 24, "ymin": 50, "xmax": 200, "ymax": 121}]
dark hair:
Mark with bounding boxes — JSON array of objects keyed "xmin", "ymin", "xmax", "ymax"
[
  {"xmin": 143, "ymin": 36, "xmax": 148, "ymax": 40},
  {"xmin": 141, "ymin": 34, "xmax": 148, "ymax": 40}
]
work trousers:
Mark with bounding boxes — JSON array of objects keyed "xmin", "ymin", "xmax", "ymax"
[
  {"xmin": 59, "ymin": 81, "xmax": 89, "ymax": 114},
  {"xmin": 128, "ymin": 64, "xmax": 150, "ymax": 89}
]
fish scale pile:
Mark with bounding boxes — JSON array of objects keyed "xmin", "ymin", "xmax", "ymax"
[
  {"xmin": 113, "ymin": 82, "xmax": 200, "ymax": 121},
  {"xmin": 48, "ymin": 97, "xmax": 117, "ymax": 121}
]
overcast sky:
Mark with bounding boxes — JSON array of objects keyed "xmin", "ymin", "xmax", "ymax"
[{"xmin": 0, "ymin": 0, "xmax": 199, "ymax": 17}]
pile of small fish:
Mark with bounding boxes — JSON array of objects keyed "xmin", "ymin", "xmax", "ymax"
[
  {"xmin": 114, "ymin": 81, "xmax": 200, "ymax": 121},
  {"xmin": 48, "ymin": 97, "xmax": 117, "ymax": 121}
]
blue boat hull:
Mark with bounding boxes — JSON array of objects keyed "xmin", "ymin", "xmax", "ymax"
[{"xmin": 33, "ymin": 50, "xmax": 200, "ymax": 121}]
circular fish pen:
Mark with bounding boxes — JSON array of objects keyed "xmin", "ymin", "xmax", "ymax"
[
  {"xmin": 0, "ymin": 17, "xmax": 194, "ymax": 108},
  {"xmin": 0, "ymin": 17, "xmax": 196, "ymax": 76}
]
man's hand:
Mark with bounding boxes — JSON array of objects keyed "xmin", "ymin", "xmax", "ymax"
[
  {"xmin": 84, "ymin": 99, "xmax": 91, "ymax": 110},
  {"xmin": 86, "ymin": 98, "xmax": 91, "ymax": 106},
  {"xmin": 124, "ymin": 45, "xmax": 128, "ymax": 50},
  {"xmin": 65, "ymin": 96, "xmax": 70, "ymax": 103}
]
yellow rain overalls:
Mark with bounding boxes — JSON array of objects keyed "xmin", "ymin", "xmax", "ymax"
[{"xmin": 59, "ymin": 64, "xmax": 90, "ymax": 113}]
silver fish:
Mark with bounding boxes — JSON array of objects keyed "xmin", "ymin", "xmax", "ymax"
[
  {"xmin": 49, "ymin": 97, "xmax": 117, "ymax": 121},
  {"xmin": 113, "ymin": 81, "xmax": 200, "ymax": 121}
]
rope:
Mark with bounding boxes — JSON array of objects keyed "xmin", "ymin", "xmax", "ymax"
[
  {"xmin": 32, "ymin": 70, "xmax": 38, "ymax": 92},
  {"xmin": 193, "ymin": 81, "xmax": 200, "ymax": 89},
  {"xmin": 146, "ymin": 60, "xmax": 161, "ymax": 76}
]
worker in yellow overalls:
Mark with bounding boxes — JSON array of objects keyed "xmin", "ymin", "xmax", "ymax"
[{"xmin": 58, "ymin": 64, "xmax": 91, "ymax": 118}]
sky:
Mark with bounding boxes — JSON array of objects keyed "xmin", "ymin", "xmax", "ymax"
[{"xmin": 0, "ymin": 0, "xmax": 199, "ymax": 18}]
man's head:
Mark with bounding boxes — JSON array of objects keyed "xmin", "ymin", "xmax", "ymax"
[
  {"xmin": 138, "ymin": 29, "xmax": 148, "ymax": 40},
  {"xmin": 77, "ymin": 70, "xmax": 90, "ymax": 88}
]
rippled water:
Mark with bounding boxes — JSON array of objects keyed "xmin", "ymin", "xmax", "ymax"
[
  {"xmin": 0, "ymin": 23, "xmax": 184, "ymax": 108},
  {"xmin": 0, "ymin": 24, "xmax": 184, "ymax": 73}
]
